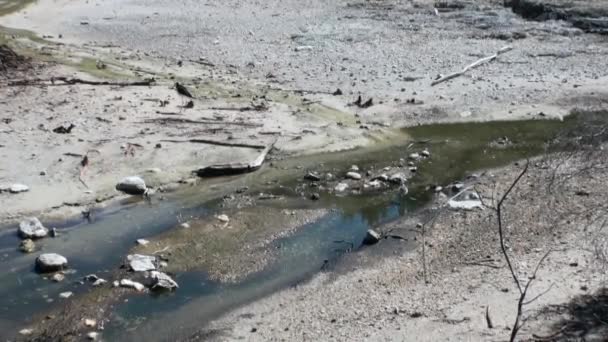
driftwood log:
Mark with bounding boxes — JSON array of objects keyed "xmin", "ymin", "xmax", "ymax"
[
  {"xmin": 196, "ymin": 143, "xmax": 274, "ymax": 177},
  {"xmin": 431, "ymin": 46, "xmax": 513, "ymax": 86}
]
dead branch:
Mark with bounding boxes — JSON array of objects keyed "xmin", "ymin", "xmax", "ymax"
[
  {"xmin": 161, "ymin": 139, "xmax": 266, "ymax": 150},
  {"xmin": 431, "ymin": 46, "xmax": 513, "ymax": 86},
  {"xmin": 196, "ymin": 141, "xmax": 275, "ymax": 177},
  {"xmin": 486, "ymin": 306, "xmax": 494, "ymax": 329},
  {"xmin": 8, "ymin": 76, "xmax": 155, "ymax": 87},
  {"xmin": 142, "ymin": 117, "xmax": 262, "ymax": 127}
]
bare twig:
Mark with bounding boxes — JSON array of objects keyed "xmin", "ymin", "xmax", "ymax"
[
  {"xmin": 431, "ymin": 46, "xmax": 513, "ymax": 86},
  {"xmin": 161, "ymin": 139, "xmax": 266, "ymax": 150}
]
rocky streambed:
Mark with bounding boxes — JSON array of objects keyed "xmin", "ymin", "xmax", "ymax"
[{"xmin": 1, "ymin": 110, "xmax": 605, "ymax": 341}]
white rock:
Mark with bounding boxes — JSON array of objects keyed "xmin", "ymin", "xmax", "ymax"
[
  {"xmin": 9, "ymin": 183, "xmax": 29, "ymax": 193},
  {"xmin": 112, "ymin": 280, "xmax": 120, "ymax": 287},
  {"xmin": 334, "ymin": 182, "xmax": 348, "ymax": 192},
  {"xmin": 127, "ymin": 254, "xmax": 156, "ymax": 272},
  {"xmin": 421, "ymin": 149, "xmax": 430, "ymax": 157},
  {"xmin": 51, "ymin": 273, "xmax": 65, "ymax": 282},
  {"xmin": 36, "ymin": 253, "xmax": 68, "ymax": 273},
  {"xmin": 119, "ymin": 279, "xmax": 145, "ymax": 292},
  {"xmin": 59, "ymin": 291, "xmax": 73, "ymax": 299},
  {"xmin": 364, "ymin": 180, "xmax": 384, "ymax": 189},
  {"xmin": 87, "ymin": 331, "xmax": 99, "ymax": 340},
  {"xmin": 363, "ymin": 229, "xmax": 381, "ymax": 245},
  {"xmin": 136, "ymin": 239, "xmax": 150, "ymax": 246},
  {"xmin": 19, "ymin": 329, "xmax": 33, "ymax": 336},
  {"xmin": 180, "ymin": 222, "xmax": 190, "ymax": 229},
  {"xmin": 408, "ymin": 153, "xmax": 420, "ymax": 160},
  {"xmin": 350, "ymin": 165, "xmax": 359, "ymax": 171},
  {"xmin": 346, "ymin": 172, "xmax": 362, "ymax": 180},
  {"xmin": 217, "ymin": 214, "xmax": 229, "ymax": 223},
  {"xmin": 92, "ymin": 279, "xmax": 107, "ymax": 287},
  {"xmin": 150, "ymin": 271, "xmax": 179, "ymax": 290},
  {"xmin": 295, "ymin": 45, "xmax": 313, "ymax": 51},
  {"xmin": 84, "ymin": 319, "xmax": 97, "ymax": 327},
  {"xmin": 19, "ymin": 217, "xmax": 49, "ymax": 239},
  {"xmin": 115, "ymin": 176, "xmax": 147, "ymax": 195}
]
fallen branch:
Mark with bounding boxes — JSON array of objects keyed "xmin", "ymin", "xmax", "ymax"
[
  {"xmin": 8, "ymin": 76, "xmax": 155, "ymax": 87},
  {"xmin": 431, "ymin": 46, "xmax": 513, "ymax": 86},
  {"xmin": 161, "ymin": 139, "xmax": 266, "ymax": 150},
  {"xmin": 196, "ymin": 141, "xmax": 275, "ymax": 177},
  {"xmin": 142, "ymin": 117, "xmax": 262, "ymax": 127}
]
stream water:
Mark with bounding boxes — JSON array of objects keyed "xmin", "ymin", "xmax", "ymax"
[{"xmin": 0, "ymin": 113, "xmax": 599, "ymax": 340}]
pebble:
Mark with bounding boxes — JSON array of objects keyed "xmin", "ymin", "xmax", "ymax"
[
  {"xmin": 9, "ymin": 183, "xmax": 29, "ymax": 193},
  {"xmin": 408, "ymin": 153, "xmax": 420, "ymax": 160},
  {"xmin": 389, "ymin": 173, "xmax": 407, "ymax": 185},
  {"xmin": 350, "ymin": 165, "xmax": 359, "ymax": 171},
  {"xmin": 51, "ymin": 273, "xmax": 65, "ymax": 282},
  {"xmin": 180, "ymin": 222, "xmax": 190, "ymax": 229},
  {"xmin": 136, "ymin": 239, "xmax": 150, "ymax": 246},
  {"xmin": 92, "ymin": 279, "xmax": 107, "ymax": 287},
  {"xmin": 362, "ymin": 229, "xmax": 381, "ymax": 245},
  {"xmin": 18, "ymin": 217, "xmax": 49, "ymax": 239},
  {"xmin": 19, "ymin": 329, "xmax": 33, "ymax": 336},
  {"xmin": 346, "ymin": 172, "xmax": 362, "ymax": 180},
  {"xmin": 295, "ymin": 45, "xmax": 313, "ymax": 51},
  {"xmin": 19, "ymin": 239, "xmax": 35, "ymax": 253},
  {"xmin": 115, "ymin": 176, "xmax": 147, "ymax": 195},
  {"xmin": 334, "ymin": 183, "xmax": 348, "ymax": 192},
  {"xmin": 84, "ymin": 319, "xmax": 97, "ymax": 327},
  {"xmin": 120, "ymin": 279, "xmax": 145, "ymax": 292},
  {"xmin": 36, "ymin": 253, "xmax": 68, "ymax": 273},
  {"xmin": 421, "ymin": 149, "xmax": 430, "ymax": 157},
  {"xmin": 310, "ymin": 193, "xmax": 320, "ymax": 201},
  {"xmin": 304, "ymin": 172, "xmax": 321, "ymax": 181},
  {"xmin": 217, "ymin": 214, "xmax": 230, "ymax": 223},
  {"xmin": 87, "ymin": 332, "xmax": 99, "ymax": 340},
  {"xmin": 59, "ymin": 291, "xmax": 73, "ymax": 299}
]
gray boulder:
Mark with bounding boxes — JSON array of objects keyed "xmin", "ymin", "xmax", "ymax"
[
  {"xmin": 116, "ymin": 176, "xmax": 147, "ymax": 195},
  {"xmin": 19, "ymin": 218, "xmax": 48, "ymax": 239},
  {"xmin": 36, "ymin": 253, "xmax": 68, "ymax": 273},
  {"xmin": 150, "ymin": 271, "xmax": 179, "ymax": 290},
  {"xmin": 127, "ymin": 254, "xmax": 156, "ymax": 272}
]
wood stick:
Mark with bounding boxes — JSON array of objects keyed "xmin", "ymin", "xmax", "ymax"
[
  {"xmin": 431, "ymin": 46, "xmax": 513, "ymax": 86},
  {"xmin": 196, "ymin": 141, "xmax": 275, "ymax": 177},
  {"xmin": 7, "ymin": 77, "xmax": 155, "ymax": 87},
  {"xmin": 142, "ymin": 117, "xmax": 262, "ymax": 127},
  {"xmin": 161, "ymin": 139, "xmax": 266, "ymax": 149}
]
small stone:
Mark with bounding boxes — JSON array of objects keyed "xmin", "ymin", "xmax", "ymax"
[
  {"xmin": 50, "ymin": 228, "xmax": 58, "ymax": 237},
  {"xmin": 350, "ymin": 165, "xmax": 359, "ymax": 172},
  {"xmin": 36, "ymin": 253, "xmax": 68, "ymax": 273},
  {"xmin": 84, "ymin": 319, "xmax": 97, "ymax": 327},
  {"xmin": 19, "ymin": 329, "xmax": 33, "ymax": 336},
  {"xmin": 304, "ymin": 172, "xmax": 321, "ymax": 181},
  {"xmin": 295, "ymin": 45, "xmax": 313, "ymax": 51},
  {"xmin": 40, "ymin": 170, "xmax": 47, "ymax": 176},
  {"xmin": 87, "ymin": 332, "xmax": 99, "ymax": 340},
  {"xmin": 434, "ymin": 186, "xmax": 443, "ymax": 193},
  {"xmin": 84, "ymin": 274, "xmax": 99, "ymax": 282},
  {"xmin": 145, "ymin": 168, "xmax": 162, "ymax": 174},
  {"xmin": 9, "ymin": 184, "xmax": 29, "ymax": 193},
  {"xmin": 19, "ymin": 217, "xmax": 49, "ymax": 239},
  {"xmin": 389, "ymin": 173, "xmax": 407, "ymax": 185},
  {"xmin": 421, "ymin": 149, "xmax": 430, "ymax": 157},
  {"xmin": 19, "ymin": 239, "xmax": 35, "ymax": 253},
  {"xmin": 334, "ymin": 183, "xmax": 348, "ymax": 192},
  {"xmin": 217, "ymin": 214, "xmax": 229, "ymax": 223},
  {"xmin": 180, "ymin": 222, "xmax": 190, "ymax": 229},
  {"xmin": 310, "ymin": 193, "xmax": 320, "ymax": 201},
  {"xmin": 408, "ymin": 153, "xmax": 420, "ymax": 160},
  {"xmin": 115, "ymin": 176, "xmax": 147, "ymax": 195},
  {"xmin": 59, "ymin": 291, "xmax": 73, "ymax": 299},
  {"xmin": 127, "ymin": 254, "xmax": 156, "ymax": 272},
  {"xmin": 409, "ymin": 167, "xmax": 417, "ymax": 173},
  {"xmin": 346, "ymin": 172, "xmax": 362, "ymax": 180},
  {"xmin": 51, "ymin": 273, "xmax": 65, "ymax": 282},
  {"xmin": 451, "ymin": 183, "xmax": 465, "ymax": 193},
  {"xmin": 92, "ymin": 279, "xmax": 107, "ymax": 287},
  {"xmin": 136, "ymin": 239, "xmax": 150, "ymax": 246},
  {"xmin": 112, "ymin": 280, "xmax": 120, "ymax": 287},
  {"xmin": 362, "ymin": 229, "xmax": 381, "ymax": 245},
  {"xmin": 120, "ymin": 279, "xmax": 145, "ymax": 291},
  {"xmin": 150, "ymin": 271, "xmax": 179, "ymax": 290}
]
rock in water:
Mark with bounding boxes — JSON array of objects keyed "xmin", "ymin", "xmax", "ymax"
[
  {"xmin": 59, "ymin": 291, "xmax": 73, "ymax": 298},
  {"xmin": 116, "ymin": 176, "xmax": 147, "ymax": 195},
  {"xmin": 150, "ymin": 271, "xmax": 179, "ymax": 290},
  {"xmin": 334, "ymin": 183, "xmax": 349, "ymax": 192},
  {"xmin": 127, "ymin": 254, "xmax": 156, "ymax": 272},
  {"xmin": 19, "ymin": 239, "xmax": 35, "ymax": 253},
  {"xmin": 389, "ymin": 173, "xmax": 407, "ymax": 185},
  {"xmin": 346, "ymin": 172, "xmax": 362, "ymax": 180},
  {"xmin": 9, "ymin": 184, "xmax": 29, "ymax": 193},
  {"xmin": 36, "ymin": 253, "xmax": 68, "ymax": 273},
  {"xmin": 18, "ymin": 217, "xmax": 48, "ymax": 239},
  {"xmin": 87, "ymin": 331, "xmax": 99, "ymax": 340},
  {"xmin": 119, "ymin": 279, "xmax": 145, "ymax": 292},
  {"xmin": 51, "ymin": 273, "xmax": 65, "ymax": 282},
  {"xmin": 363, "ymin": 229, "xmax": 381, "ymax": 245},
  {"xmin": 304, "ymin": 172, "xmax": 321, "ymax": 181}
]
